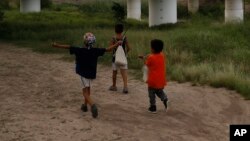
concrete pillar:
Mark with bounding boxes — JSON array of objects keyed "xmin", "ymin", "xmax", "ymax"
[
  {"xmin": 149, "ymin": 0, "xmax": 177, "ymax": 27},
  {"xmin": 127, "ymin": 0, "xmax": 141, "ymax": 20},
  {"xmin": 20, "ymin": 0, "xmax": 41, "ymax": 13},
  {"xmin": 225, "ymin": 0, "xmax": 244, "ymax": 23},
  {"xmin": 188, "ymin": 0, "xmax": 199, "ymax": 13}
]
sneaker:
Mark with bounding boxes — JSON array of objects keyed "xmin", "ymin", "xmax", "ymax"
[
  {"xmin": 109, "ymin": 86, "xmax": 117, "ymax": 91},
  {"xmin": 148, "ymin": 105, "xmax": 157, "ymax": 113},
  {"xmin": 81, "ymin": 104, "xmax": 88, "ymax": 112},
  {"xmin": 163, "ymin": 99, "xmax": 169, "ymax": 112},
  {"xmin": 91, "ymin": 104, "xmax": 98, "ymax": 118},
  {"xmin": 122, "ymin": 87, "xmax": 128, "ymax": 94}
]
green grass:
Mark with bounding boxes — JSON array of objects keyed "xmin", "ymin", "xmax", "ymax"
[{"xmin": 1, "ymin": 2, "xmax": 250, "ymax": 99}]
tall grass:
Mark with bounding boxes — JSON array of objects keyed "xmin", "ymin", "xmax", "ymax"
[{"xmin": 1, "ymin": 2, "xmax": 250, "ymax": 99}]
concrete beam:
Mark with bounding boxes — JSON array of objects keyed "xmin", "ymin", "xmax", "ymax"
[
  {"xmin": 149, "ymin": 0, "xmax": 177, "ymax": 27},
  {"xmin": 127, "ymin": 0, "xmax": 141, "ymax": 20},
  {"xmin": 225, "ymin": 0, "xmax": 244, "ymax": 23},
  {"xmin": 20, "ymin": 0, "xmax": 41, "ymax": 13}
]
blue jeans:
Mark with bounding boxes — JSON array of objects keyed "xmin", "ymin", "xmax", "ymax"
[{"xmin": 148, "ymin": 88, "xmax": 168, "ymax": 106}]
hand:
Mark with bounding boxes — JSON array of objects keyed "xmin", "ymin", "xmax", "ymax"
[
  {"xmin": 51, "ymin": 42, "xmax": 57, "ymax": 47},
  {"xmin": 115, "ymin": 41, "xmax": 123, "ymax": 46},
  {"xmin": 138, "ymin": 55, "xmax": 145, "ymax": 59}
]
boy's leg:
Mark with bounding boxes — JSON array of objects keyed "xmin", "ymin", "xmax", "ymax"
[
  {"xmin": 112, "ymin": 70, "xmax": 117, "ymax": 87},
  {"xmin": 148, "ymin": 88, "xmax": 157, "ymax": 113},
  {"xmin": 109, "ymin": 70, "xmax": 118, "ymax": 91},
  {"xmin": 80, "ymin": 77, "xmax": 98, "ymax": 118},
  {"xmin": 82, "ymin": 87, "xmax": 93, "ymax": 106},
  {"xmin": 109, "ymin": 63, "xmax": 118, "ymax": 91},
  {"xmin": 82, "ymin": 87, "xmax": 98, "ymax": 118},
  {"xmin": 155, "ymin": 89, "xmax": 168, "ymax": 111},
  {"xmin": 120, "ymin": 69, "xmax": 128, "ymax": 93},
  {"xmin": 81, "ymin": 88, "xmax": 88, "ymax": 112}
]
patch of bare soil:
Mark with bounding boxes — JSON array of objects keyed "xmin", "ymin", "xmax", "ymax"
[{"xmin": 0, "ymin": 42, "xmax": 249, "ymax": 141}]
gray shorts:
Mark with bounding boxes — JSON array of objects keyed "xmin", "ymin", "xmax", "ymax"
[
  {"xmin": 80, "ymin": 77, "xmax": 92, "ymax": 88},
  {"xmin": 112, "ymin": 63, "xmax": 128, "ymax": 71}
]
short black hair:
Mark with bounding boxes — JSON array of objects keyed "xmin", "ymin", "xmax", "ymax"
[
  {"xmin": 151, "ymin": 39, "xmax": 164, "ymax": 53},
  {"xmin": 115, "ymin": 23, "xmax": 124, "ymax": 33}
]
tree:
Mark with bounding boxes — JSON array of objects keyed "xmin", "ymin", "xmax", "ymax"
[
  {"xmin": 111, "ymin": 2, "xmax": 126, "ymax": 24},
  {"xmin": 0, "ymin": 0, "xmax": 10, "ymax": 10},
  {"xmin": 41, "ymin": 0, "xmax": 52, "ymax": 9}
]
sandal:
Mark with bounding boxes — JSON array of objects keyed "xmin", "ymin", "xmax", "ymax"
[
  {"xmin": 109, "ymin": 86, "xmax": 117, "ymax": 91},
  {"xmin": 123, "ymin": 87, "xmax": 128, "ymax": 94}
]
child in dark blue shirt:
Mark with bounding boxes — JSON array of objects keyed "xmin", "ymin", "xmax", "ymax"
[{"xmin": 52, "ymin": 32, "xmax": 120, "ymax": 118}]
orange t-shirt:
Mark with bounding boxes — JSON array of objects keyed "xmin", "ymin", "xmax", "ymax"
[{"xmin": 145, "ymin": 52, "xmax": 167, "ymax": 89}]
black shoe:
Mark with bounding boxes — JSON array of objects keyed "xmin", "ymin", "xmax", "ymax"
[
  {"xmin": 148, "ymin": 105, "xmax": 157, "ymax": 113},
  {"xmin": 123, "ymin": 87, "xmax": 128, "ymax": 94},
  {"xmin": 91, "ymin": 104, "xmax": 98, "ymax": 118},
  {"xmin": 163, "ymin": 99, "xmax": 169, "ymax": 112},
  {"xmin": 81, "ymin": 104, "xmax": 88, "ymax": 112}
]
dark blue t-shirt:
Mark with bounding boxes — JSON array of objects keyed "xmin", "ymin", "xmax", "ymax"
[{"xmin": 69, "ymin": 46, "xmax": 106, "ymax": 79}]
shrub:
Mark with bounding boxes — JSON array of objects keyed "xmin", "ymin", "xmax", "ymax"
[
  {"xmin": 0, "ymin": 11, "xmax": 4, "ymax": 21},
  {"xmin": 41, "ymin": 0, "xmax": 52, "ymax": 9},
  {"xmin": 178, "ymin": 4, "xmax": 189, "ymax": 19},
  {"xmin": 111, "ymin": 2, "xmax": 126, "ymax": 24},
  {"xmin": 0, "ymin": 0, "xmax": 10, "ymax": 10},
  {"xmin": 199, "ymin": 1, "xmax": 224, "ymax": 19},
  {"xmin": 78, "ymin": 1, "xmax": 113, "ymax": 13}
]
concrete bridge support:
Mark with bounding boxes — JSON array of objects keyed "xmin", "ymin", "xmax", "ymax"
[
  {"xmin": 188, "ymin": 0, "xmax": 199, "ymax": 13},
  {"xmin": 225, "ymin": 0, "xmax": 244, "ymax": 23},
  {"xmin": 148, "ymin": 0, "xmax": 177, "ymax": 27},
  {"xmin": 127, "ymin": 0, "xmax": 141, "ymax": 20},
  {"xmin": 20, "ymin": 0, "xmax": 41, "ymax": 13}
]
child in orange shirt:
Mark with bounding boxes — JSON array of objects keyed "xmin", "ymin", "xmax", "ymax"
[{"xmin": 139, "ymin": 39, "xmax": 168, "ymax": 113}]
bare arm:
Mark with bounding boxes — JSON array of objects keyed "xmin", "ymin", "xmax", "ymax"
[
  {"xmin": 106, "ymin": 40, "xmax": 123, "ymax": 52},
  {"xmin": 125, "ymin": 40, "xmax": 131, "ymax": 53},
  {"xmin": 138, "ymin": 54, "xmax": 149, "ymax": 64},
  {"xmin": 51, "ymin": 42, "xmax": 70, "ymax": 49}
]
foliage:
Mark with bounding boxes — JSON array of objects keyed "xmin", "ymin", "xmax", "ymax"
[
  {"xmin": 177, "ymin": 4, "xmax": 189, "ymax": 19},
  {"xmin": 0, "ymin": 0, "xmax": 10, "ymax": 10},
  {"xmin": 41, "ymin": 0, "xmax": 52, "ymax": 9},
  {"xmin": 78, "ymin": 1, "xmax": 113, "ymax": 13},
  {"xmin": 199, "ymin": 1, "xmax": 224, "ymax": 19},
  {"xmin": 0, "ymin": 10, "xmax": 4, "ymax": 21},
  {"xmin": 111, "ymin": 2, "xmax": 126, "ymax": 24}
]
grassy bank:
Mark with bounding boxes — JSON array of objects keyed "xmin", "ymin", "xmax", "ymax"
[{"xmin": 0, "ymin": 2, "xmax": 249, "ymax": 99}]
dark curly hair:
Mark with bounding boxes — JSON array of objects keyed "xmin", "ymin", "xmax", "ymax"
[{"xmin": 151, "ymin": 39, "xmax": 164, "ymax": 53}]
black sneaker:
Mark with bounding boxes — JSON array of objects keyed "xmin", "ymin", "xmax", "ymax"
[
  {"xmin": 123, "ymin": 87, "xmax": 128, "ymax": 94},
  {"xmin": 163, "ymin": 99, "xmax": 169, "ymax": 112},
  {"xmin": 91, "ymin": 104, "xmax": 98, "ymax": 118},
  {"xmin": 148, "ymin": 105, "xmax": 157, "ymax": 113},
  {"xmin": 81, "ymin": 104, "xmax": 88, "ymax": 112}
]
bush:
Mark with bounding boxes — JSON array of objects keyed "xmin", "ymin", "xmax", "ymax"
[
  {"xmin": 178, "ymin": 4, "xmax": 189, "ymax": 19},
  {"xmin": 0, "ymin": 0, "xmax": 10, "ymax": 10},
  {"xmin": 111, "ymin": 2, "xmax": 126, "ymax": 24},
  {"xmin": 41, "ymin": 0, "xmax": 52, "ymax": 9},
  {"xmin": 199, "ymin": 2, "xmax": 224, "ymax": 19},
  {"xmin": 0, "ymin": 11, "xmax": 4, "ymax": 21},
  {"xmin": 78, "ymin": 1, "xmax": 113, "ymax": 13}
]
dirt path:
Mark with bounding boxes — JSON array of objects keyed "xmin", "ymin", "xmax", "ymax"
[{"xmin": 0, "ymin": 42, "xmax": 249, "ymax": 141}]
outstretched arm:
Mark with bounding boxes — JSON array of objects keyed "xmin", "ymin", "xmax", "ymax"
[
  {"xmin": 138, "ymin": 54, "xmax": 149, "ymax": 64},
  {"xmin": 106, "ymin": 41, "xmax": 123, "ymax": 52},
  {"xmin": 51, "ymin": 42, "xmax": 70, "ymax": 49}
]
